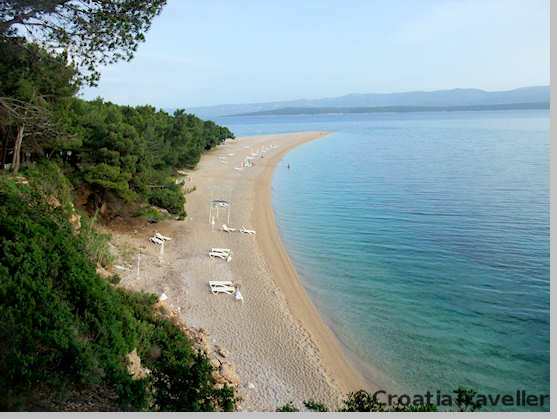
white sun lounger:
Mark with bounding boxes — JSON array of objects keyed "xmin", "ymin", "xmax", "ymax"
[
  {"xmin": 155, "ymin": 232, "xmax": 172, "ymax": 241},
  {"xmin": 150, "ymin": 236, "xmax": 164, "ymax": 245},
  {"xmin": 240, "ymin": 226, "xmax": 256, "ymax": 235},
  {"xmin": 209, "ymin": 281, "xmax": 235, "ymax": 295},
  {"xmin": 210, "ymin": 252, "xmax": 230, "ymax": 257},
  {"xmin": 210, "ymin": 280, "xmax": 233, "ymax": 286},
  {"xmin": 209, "ymin": 249, "xmax": 232, "ymax": 262},
  {"xmin": 221, "ymin": 224, "xmax": 236, "ymax": 233},
  {"xmin": 211, "ymin": 247, "xmax": 231, "ymax": 254}
]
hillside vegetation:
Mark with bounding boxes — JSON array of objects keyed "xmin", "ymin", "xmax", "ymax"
[{"xmin": 0, "ymin": 1, "xmax": 235, "ymax": 411}]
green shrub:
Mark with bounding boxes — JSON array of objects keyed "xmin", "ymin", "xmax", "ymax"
[
  {"xmin": 109, "ymin": 274, "xmax": 121, "ymax": 285},
  {"xmin": 147, "ymin": 185, "xmax": 185, "ymax": 217},
  {"xmin": 79, "ymin": 211, "xmax": 114, "ymax": 268},
  {"xmin": 276, "ymin": 402, "xmax": 299, "ymax": 412},
  {"xmin": 0, "ymin": 177, "xmax": 235, "ymax": 411},
  {"xmin": 304, "ymin": 399, "xmax": 328, "ymax": 412},
  {"xmin": 134, "ymin": 206, "xmax": 169, "ymax": 223},
  {"xmin": 23, "ymin": 160, "xmax": 74, "ymax": 216}
]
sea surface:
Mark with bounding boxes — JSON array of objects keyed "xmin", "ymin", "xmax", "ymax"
[{"xmin": 216, "ymin": 111, "xmax": 550, "ymax": 411}]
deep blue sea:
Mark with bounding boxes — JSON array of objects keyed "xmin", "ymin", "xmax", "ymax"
[{"xmin": 216, "ymin": 111, "xmax": 550, "ymax": 411}]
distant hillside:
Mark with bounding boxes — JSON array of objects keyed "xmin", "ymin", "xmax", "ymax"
[
  {"xmin": 229, "ymin": 102, "xmax": 549, "ymax": 117},
  {"xmin": 187, "ymin": 86, "xmax": 549, "ymax": 118}
]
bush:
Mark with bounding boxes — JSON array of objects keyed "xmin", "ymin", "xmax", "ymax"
[
  {"xmin": 304, "ymin": 399, "xmax": 328, "ymax": 412},
  {"xmin": 79, "ymin": 211, "xmax": 114, "ymax": 268},
  {"xmin": 23, "ymin": 160, "xmax": 74, "ymax": 216},
  {"xmin": 0, "ymin": 177, "xmax": 235, "ymax": 411},
  {"xmin": 340, "ymin": 390, "xmax": 386, "ymax": 412},
  {"xmin": 276, "ymin": 402, "xmax": 299, "ymax": 412},
  {"xmin": 147, "ymin": 185, "xmax": 185, "ymax": 217}
]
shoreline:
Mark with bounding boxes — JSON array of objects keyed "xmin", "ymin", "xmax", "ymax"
[
  {"xmin": 252, "ymin": 132, "xmax": 367, "ymax": 395},
  {"xmin": 114, "ymin": 131, "xmax": 366, "ymax": 410}
]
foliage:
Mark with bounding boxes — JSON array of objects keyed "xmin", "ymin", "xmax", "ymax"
[
  {"xmin": 0, "ymin": 177, "xmax": 235, "ymax": 411},
  {"xmin": 339, "ymin": 390, "xmax": 439, "ymax": 412},
  {"xmin": 64, "ymin": 98, "xmax": 232, "ymax": 215},
  {"xmin": 147, "ymin": 185, "xmax": 185, "ymax": 218},
  {"xmin": 303, "ymin": 399, "xmax": 329, "ymax": 412},
  {"xmin": 276, "ymin": 402, "xmax": 299, "ymax": 412},
  {"xmin": 285, "ymin": 389, "xmax": 480, "ymax": 412},
  {"xmin": 0, "ymin": 37, "xmax": 80, "ymax": 171},
  {"xmin": 389, "ymin": 401, "xmax": 438, "ymax": 412},
  {"xmin": 340, "ymin": 390, "xmax": 386, "ymax": 412},
  {"xmin": 0, "ymin": 0, "xmax": 167, "ymax": 86},
  {"xmin": 79, "ymin": 212, "xmax": 114, "ymax": 268},
  {"xmin": 2, "ymin": 38, "xmax": 234, "ymax": 214},
  {"xmin": 134, "ymin": 206, "xmax": 168, "ymax": 224},
  {"xmin": 22, "ymin": 160, "xmax": 74, "ymax": 213},
  {"xmin": 454, "ymin": 386, "xmax": 482, "ymax": 412}
]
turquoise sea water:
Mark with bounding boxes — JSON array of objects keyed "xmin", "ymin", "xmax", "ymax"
[{"xmin": 216, "ymin": 111, "xmax": 549, "ymax": 411}]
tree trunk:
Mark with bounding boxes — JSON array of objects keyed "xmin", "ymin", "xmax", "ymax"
[
  {"xmin": 12, "ymin": 124, "xmax": 24, "ymax": 173},
  {"xmin": 1, "ymin": 131, "xmax": 8, "ymax": 169}
]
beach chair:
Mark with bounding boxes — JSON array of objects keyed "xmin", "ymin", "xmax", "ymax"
[
  {"xmin": 221, "ymin": 224, "xmax": 236, "ymax": 233},
  {"xmin": 155, "ymin": 232, "xmax": 172, "ymax": 241},
  {"xmin": 240, "ymin": 226, "xmax": 256, "ymax": 235},
  {"xmin": 150, "ymin": 236, "xmax": 164, "ymax": 245},
  {"xmin": 209, "ymin": 281, "xmax": 235, "ymax": 295},
  {"xmin": 209, "ymin": 248, "xmax": 232, "ymax": 262}
]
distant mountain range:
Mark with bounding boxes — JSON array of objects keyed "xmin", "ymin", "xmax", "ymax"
[
  {"xmin": 230, "ymin": 102, "xmax": 549, "ymax": 117},
  {"xmin": 186, "ymin": 86, "xmax": 549, "ymax": 118}
]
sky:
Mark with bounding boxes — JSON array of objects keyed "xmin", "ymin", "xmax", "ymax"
[{"xmin": 81, "ymin": 0, "xmax": 549, "ymax": 108}]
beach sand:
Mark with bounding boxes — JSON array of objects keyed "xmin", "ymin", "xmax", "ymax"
[{"xmin": 114, "ymin": 132, "xmax": 366, "ymax": 410}]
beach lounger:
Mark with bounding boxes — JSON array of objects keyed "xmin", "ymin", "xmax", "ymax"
[
  {"xmin": 155, "ymin": 232, "xmax": 172, "ymax": 241},
  {"xmin": 150, "ymin": 236, "xmax": 164, "ymax": 245},
  {"xmin": 210, "ymin": 280, "xmax": 233, "ymax": 286},
  {"xmin": 209, "ymin": 285, "xmax": 235, "ymax": 295},
  {"xmin": 210, "ymin": 252, "xmax": 230, "ymax": 257},
  {"xmin": 212, "ymin": 200, "xmax": 230, "ymax": 208},
  {"xmin": 209, "ymin": 281, "xmax": 235, "ymax": 295},
  {"xmin": 221, "ymin": 224, "xmax": 236, "ymax": 233},
  {"xmin": 211, "ymin": 247, "xmax": 231, "ymax": 253},
  {"xmin": 240, "ymin": 226, "xmax": 256, "ymax": 235},
  {"xmin": 209, "ymin": 249, "xmax": 232, "ymax": 262}
]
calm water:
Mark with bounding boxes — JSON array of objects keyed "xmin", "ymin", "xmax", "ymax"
[{"xmin": 216, "ymin": 111, "xmax": 550, "ymax": 411}]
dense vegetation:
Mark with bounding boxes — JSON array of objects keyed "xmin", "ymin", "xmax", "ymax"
[
  {"xmin": 0, "ymin": 36, "xmax": 233, "ymax": 218},
  {"xmin": 0, "ymin": 174, "xmax": 235, "ymax": 411},
  {"xmin": 64, "ymin": 99, "xmax": 232, "ymax": 218},
  {"xmin": 1, "ymin": 1, "xmax": 236, "ymax": 412}
]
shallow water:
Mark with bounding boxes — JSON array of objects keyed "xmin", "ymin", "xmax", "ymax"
[{"xmin": 216, "ymin": 111, "xmax": 549, "ymax": 411}]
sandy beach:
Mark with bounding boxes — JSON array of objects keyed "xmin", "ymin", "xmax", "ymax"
[{"xmin": 114, "ymin": 131, "xmax": 366, "ymax": 410}]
